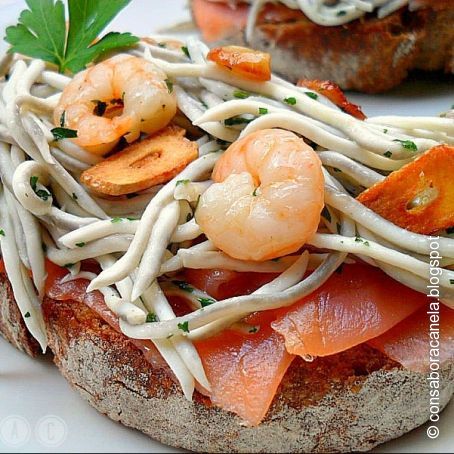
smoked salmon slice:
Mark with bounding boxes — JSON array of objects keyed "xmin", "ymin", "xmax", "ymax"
[
  {"xmin": 45, "ymin": 260, "xmax": 165, "ymax": 369},
  {"xmin": 192, "ymin": 0, "xmax": 249, "ymax": 42},
  {"xmin": 271, "ymin": 264, "xmax": 428, "ymax": 357},
  {"xmin": 368, "ymin": 304, "xmax": 454, "ymax": 372},
  {"xmin": 195, "ymin": 309, "xmax": 294, "ymax": 426}
]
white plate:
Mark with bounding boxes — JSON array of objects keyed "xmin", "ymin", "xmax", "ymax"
[{"xmin": 0, "ymin": 0, "xmax": 452, "ymax": 452}]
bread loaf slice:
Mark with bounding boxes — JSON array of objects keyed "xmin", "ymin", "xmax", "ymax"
[
  {"xmin": 42, "ymin": 295, "xmax": 453, "ymax": 452},
  {"xmin": 2, "ymin": 272, "xmax": 453, "ymax": 452},
  {"xmin": 192, "ymin": 1, "xmax": 454, "ymax": 93},
  {"xmin": 0, "ymin": 273, "xmax": 39, "ymax": 356}
]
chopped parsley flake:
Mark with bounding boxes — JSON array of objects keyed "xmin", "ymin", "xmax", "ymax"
[
  {"xmin": 305, "ymin": 92, "xmax": 318, "ymax": 100},
  {"xmin": 181, "ymin": 46, "xmax": 190, "ymax": 58},
  {"xmin": 252, "ymin": 188, "xmax": 258, "ymax": 197},
  {"xmin": 384, "ymin": 151, "xmax": 393, "ymax": 158},
  {"xmin": 248, "ymin": 326, "xmax": 258, "ymax": 334},
  {"xmin": 224, "ymin": 116, "xmax": 252, "ymax": 126},
  {"xmin": 284, "ymin": 97, "xmax": 297, "ymax": 105},
  {"xmin": 176, "ymin": 179, "xmax": 190, "ymax": 187},
  {"xmin": 75, "ymin": 242, "xmax": 86, "ymax": 248},
  {"xmin": 450, "ymin": 279, "xmax": 454, "ymax": 285},
  {"xmin": 30, "ymin": 176, "xmax": 51, "ymax": 201},
  {"xmin": 337, "ymin": 10, "xmax": 347, "ymax": 16},
  {"xmin": 383, "ymin": 128, "xmax": 388, "ymax": 134},
  {"xmin": 51, "ymin": 127, "xmax": 78, "ymax": 141},
  {"xmin": 146, "ymin": 312, "xmax": 158, "ymax": 323},
  {"xmin": 178, "ymin": 321, "xmax": 190, "ymax": 333},
  {"xmin": 158, "ymin": 42, "xmax": 167, "ymax": 48},
  {"xmin": 0, "ymin": 229, "xmax": 5, "ymax": 237},
  {"xmin": 233, "ymin": 89, "xmax": 250, "ymax": 99},
  {"xmin": 165, "ymin": 78, "xmax": 173, "ymax": 93},
  {"xmin": 198, "ymin": 297, "xmax": 216, "ymax": 307},
  {"xmin": 72, "ymin": 192, "xmax": 78, "ymax": 201},
  {"xmin": 172, "ymin": 280, "xmax": 194, "ymax": 293},
  {"xmin": 355, "ymin": 236, "xmax": 370, "ymax": 246},
  {"xmin": 393, "ymin": 139, "xmax": 418, "ymax": 152},
  {"xmin": 258, "ymin": 107, "xmax": 268, "ymax": 115},
  {"xmin": 30, "ymin": 176, "xmax": 38, "ymax": 189},
  {"xmin": 24, "ymin": 312, "xmax": 31, "ymax": 318},
  {"xmin": 111, "ymin": 217, "xmax": 123, "ymax": 223}
]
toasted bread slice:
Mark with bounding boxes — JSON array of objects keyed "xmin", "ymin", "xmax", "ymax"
[
  {"xmin": 1, "ymin": 271, "xmax": 452, "ymax": 452},
  {"xmin": 0, "ymin": 273, "xmax": 39, "ymax": 356},
  {"xmin": 191, "ymin": 1, "xmax": 454, "ymax": 93}
]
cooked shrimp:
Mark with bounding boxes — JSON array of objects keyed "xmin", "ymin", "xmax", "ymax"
[
  {"xmin": 54, "ymin": 55, "xmax": 177, "ymax": 155},
  {"xmin": 196, "ymin": 129, "xmax": 324, "ymax": 261}
]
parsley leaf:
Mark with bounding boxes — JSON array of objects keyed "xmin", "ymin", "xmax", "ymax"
[{"xmin": 5, "ymin": 0, "xmax": 139, "ymax": 74}]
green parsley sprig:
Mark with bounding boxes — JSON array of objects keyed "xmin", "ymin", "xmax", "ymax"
[{"xmin": 5, "ymin": 0, "xmax": 139, "ymax": 74}]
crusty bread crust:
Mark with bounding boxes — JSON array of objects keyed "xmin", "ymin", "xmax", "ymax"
[
  {"xmin": 197, "ymin": 3, "xmax": 454, "ymax": 93},
  {"xmin": 2, "ymin": 273, "xmax": 453, "ymax": 452},
  {"xmin": 0, "ymin": 273, "xmax": 39, "ymax": 356},
  {"xmin": 43, "ymin": 296, "xmax": 453, "ymax": 452}
]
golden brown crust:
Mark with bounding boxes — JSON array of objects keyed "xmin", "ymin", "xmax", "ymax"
[{"xmin": 0, "ymin": 272, "xmax": 39, "ymax": 356}]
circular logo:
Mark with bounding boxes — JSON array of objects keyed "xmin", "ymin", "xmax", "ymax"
[
  {"xmin": 427, "ymin": 425, "xmax": 440, "ymax": 439},
  {"xmin": 35, "ymin": 415, "xmax": 67, "ymax": 448},
  {"xmin": 0, "ymin": 415, "xmax": 31, "ymax": 447}
]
